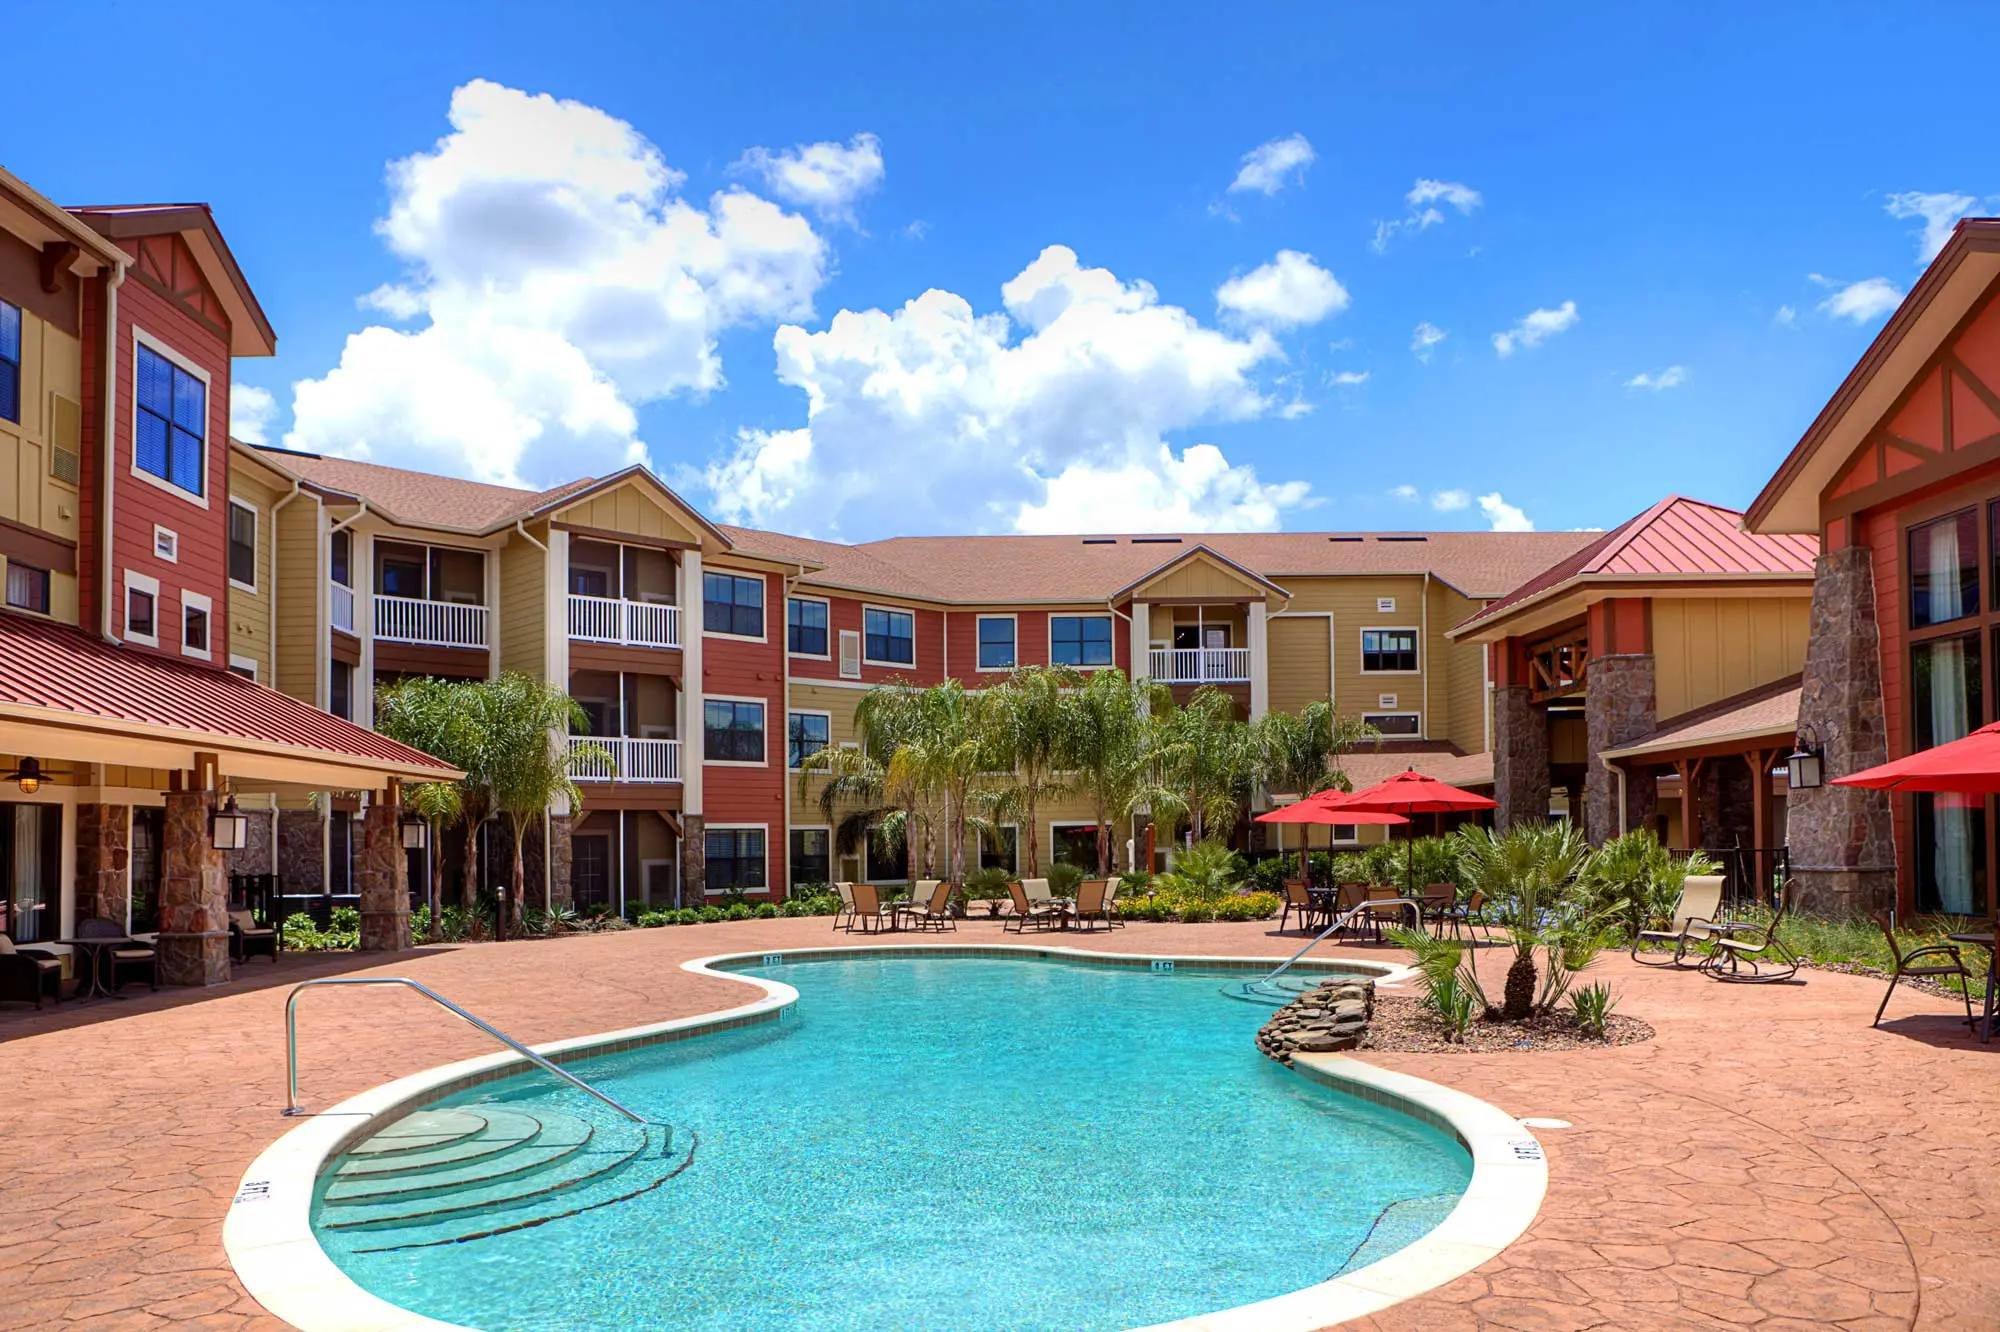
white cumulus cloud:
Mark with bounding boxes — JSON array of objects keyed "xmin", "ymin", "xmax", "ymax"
[
  {"xmin": 1625, "ymin": 365, "xmax": 1687, "ymax": 391},
  {"xmin": 231, "ymin": 384, "xmax": 277, "ymax": 445},
  {"xmin": 702, "ymin": 244, "xmax": 1308, "ymax": 537},
  {"xmin": 1492, "ymin": 301, "xmax": 1579, "ymax": 357},
  {"xmin": 1372, "ymin": 177, "xmax": 1481, "ymax": 252},
  {"xmin": 1215, "ymin": 250, "xmax": 1350, "ymax": 328},
  {"xmin": 1228, "ymin": 134, "xmax": 1315, "ymax": 196},
  {"xmin": 1813, "ymin": 275, "xmax": 1903, "ymax": 323},
  {"xmin": 1431, "ymin": 489, "xmax": 1470, "ymax": 511},
  {"xmin": 1390, "ymin": 484, "xmax": 1419, "ymax": 501},
  {"xmin": 285, "ymin": 79, "xmax": 830, "ymax": 487},
  {"xmin": 1885, "ymin": 191, "xmax": 1979, "ymax": 263},
  {"xmin": 1329, "ymin": 370, "xmax": 1369, "ymax": 386},
  {"xmin": 1411, "ymin": 321, "xmax": 1447, "ymax": 363},
  {"xmin": 1478, "ymin": 492, "xmax": 1534, "ymax": 531},
  {"xmin": 733, "ymin": 132, "xmax": 884, "ymax": 225}
]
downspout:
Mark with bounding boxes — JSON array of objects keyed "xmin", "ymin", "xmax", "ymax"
[
  {"xmin": 269, "ymin": 479, "xmax": 303, "ymax": 681},
  {"xmin": 98, "ymin": 260, "xmax": 128, "ymax": 644},
  {"xmin": 329, "ymin": 500, "xmax": 370, "ymax": 535},
  {"xmin": 781, "ymin": 562, "xmax": 808, "ymax": 897}
]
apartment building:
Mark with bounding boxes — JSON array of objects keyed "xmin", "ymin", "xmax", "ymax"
[
  {"xmin": 226, "ymin": 436, "xmax": 1602, "ymax": 909},
  {"xmin": 0, "ymin": 167, "xmax": 454, "ymax": 985}
]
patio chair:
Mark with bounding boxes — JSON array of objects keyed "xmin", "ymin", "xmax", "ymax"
[
  {"xmin": 1419, "ymin": 883, "xmax": 1455, "ymax": 938},
  {"xmin": 831, "ymin": 882, "xmax": 857, "ymax": 932},
  {"xmin": 1102, "ymin": 877, "xmax": 1124, "ymax": 927},
  {"xmin": 896, "ymin": 880, "xmax": 956, "ymax": 933},
  {"xmin": 1630, "ymin": 875, "xmax": 1728, "ymax": 969},
  {"xmin": 1066, "ymin": 880, "xmax": 1111, "ymax": 933},
  {"xmin": 1870, "ymin": 912, "xmax": 1981, "ymax": 1038},
  {"xmin": 1278, "ymin": 879, "xmax": 1321, "ymax": 935},
  {"xmin": 229, "ymin": 909, "xmax": 279, "ymax": 964},
  {"xmin": 845, "ymin": 882, "xmax": 899, "ymax": 935},
  {"xmin": 1025, "ymin": 878, "xmax": 1064, "ymax": 911},
  {"xmin": 1700, "ymin": 882, "xmax": 1801, "ymax": 984},
  {"xmin": 1004, "ymin": 881, "xmax": 1062, "ymax": 934},
  {"xmin": 74, "ymin": 917, "xmax": 157, "ymax": 992},
  {"xmin": 1359, "ymin": 883, "xmax": 1406, "ymax": 942},
  {"xmin": 1332, "ymin": 882, "xmax": 1368, "ymax": 934},
  {"xmin": 1440, "ymin": 888, "xmax": 1491, "ymax": 942},
  {"xmin": 0, "ymin": 935, "xmax": 62, "ymax": 1008}
]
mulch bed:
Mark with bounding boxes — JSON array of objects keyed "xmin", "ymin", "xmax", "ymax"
[{"xmin": 1362, "ymin": 993, "xmax": 1654, "ymax": 1054}]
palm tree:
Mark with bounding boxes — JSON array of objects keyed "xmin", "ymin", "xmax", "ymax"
[
  {"xmin": 1143, "ymin": 686, "xmax": 1256, "ymax": 846},
  {"xmin": 479, "ymin": 673, "xmax": 600, "ymax": 933},
  {"xmin": 799, "ymin": 680, "xmax": 931, "ymax": 883},
  {"xmin": 985, "ymin": 665, "xmax": 1081, "ymax": 878},
  {"xmin": 375, "ymin": 676, "xmax": 485, "ymax": 935},
  {"xmin": 1063, "ymin": 668, "xmax": 1154, "ymax": 875},
  {"xmin": 1254, "ymin": 701, "xmax": 1381, "ymax": 798},
  {"xmin": 1454, "ymin": 821, "xmax": 1592, "ymax": 1019},
  {"xmin": 886, "ymin": 681, "xmax": 1001, "ymax": 885}
]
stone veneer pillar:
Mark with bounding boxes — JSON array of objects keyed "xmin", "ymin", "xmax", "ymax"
[
  {"xmin": 75, "ymin": 803, "xmax": 131, "ymax": 925},
  {"xmin": 158, "ymin": 791, "xmax": 230, "ymax": 986},
  {"xmin": 678, "ymin": 814, "xmax": 705, "ymax": 909},
  {"xmin": 1583, "ymin": 653, "xmax": 1658, "ymax": 845},
  {"xmin": 277, "ymin": 809, "xmax": 327, "ymax": 895},
  {"xmin": 1788, "ymin": 545, "xmax": 1896, "ymax": 916},
  {"xmin": 547, "ymin": 814, "xmax": 574, "ymax": 909},
  {"xmin": 1492, "ymin": 686, "xmax": 1550, "ymax": 830},
  {"xmin": 357, "ymin": 797, "xmax": 411, "ymax": 952}
]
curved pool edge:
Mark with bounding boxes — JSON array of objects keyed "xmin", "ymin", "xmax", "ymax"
[{"xmin": 224, "ymin": 943, "xmax": 1536, "ymax": 1332}]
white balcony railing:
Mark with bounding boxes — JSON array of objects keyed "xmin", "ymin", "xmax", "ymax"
[
  {"xmin": 567, "ymin": 594, "xmax": 681, "ymax": 649},
  {"xmin": 569, "ymin": 735, "xmax": 682, "ymax": 783},
  {"xmin": 375, "ymin": 594, "xmax": 489, "ymax": 650},
  {"xmin": 1148, "ymin": 646, "xmax": 1252, "ymax": 683},
  {"xmin": 330, "ymin": 582, "xmax": 355, "ymax": 634}
]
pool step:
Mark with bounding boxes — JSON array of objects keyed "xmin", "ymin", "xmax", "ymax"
[
  {"xmin": 324, "ymin": 1116, "xmax": 594, "ymax": 1203},
  {"xmin": 344, "ymin": 1107, "xmax": 494, "ymax": 1157},
  {"xmin": 333, "ymin": 1107, "xmax": 545, "ymax": 1179}
]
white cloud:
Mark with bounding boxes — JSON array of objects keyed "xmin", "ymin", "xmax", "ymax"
[
  {"xmin": 702, "ymin": 244, "xmax": 1309, "ymax": 536},
  {"xmin": 1885, "ymin": 191, "xmax": 1978, "ymax": 263},
  {"xmin": 1431, "ymin": 489, "xmax": 1470, "ymax": 511},
  {"xmin": 1478, "ymin": 492, "xmax": 1534, "ymax": 531},
  {"xmin": 230, "ymin": 384, "xmax": 277, "ymax": 445},
  {"xmin": 1372, "ymin": 177, "xmax": 1481, "ymax": 252},
  {"xmin": 285, "ymin": 79, "xmax": 830, "ymax": 487},
  {"xmin": 1815, "ymin": 276, "xmax": 1903, "ymax": 323},
  {"xmin": 1492, "ymin": 301, "xmax": 1579, "ymax": 357},
  {"xmin": 1215, "ymin": 250, "xmax": 1350, "ymax": 328},
  {"xmin": 1774, "ymin": 304, "xmax": 1798, "ymax": 328},
  {"xmin": 1411, "ymin": 321, "xmax": 1447, "ymax": 363},
  {"xmin": 733, "ymin": 132, "xmax": 884, "ymax": 225},
  {"xmin": 1329, "ymin": 370, "xmax": 1369, "ymax": 386},
  {"xmin": 1390, "ymin": 484, "xmax": 1419, "ymax": 501},
  {"xmin": 1625, "ymin": 365, "xmax": 1687, "ymax": 391},
  {"xmin": 1228, "ymin": 134, "xmax": 1315, "ymax": 196}
]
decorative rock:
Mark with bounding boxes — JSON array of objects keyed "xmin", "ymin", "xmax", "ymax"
[{"xmin": 1255, "ymin": 978, "xmax": 1376, "ymax": 1063}]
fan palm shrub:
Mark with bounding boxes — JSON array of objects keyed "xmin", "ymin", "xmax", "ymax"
[{"xmin": 1454, "ymin": 821, "xmax": 1595, "ymax": 1020}]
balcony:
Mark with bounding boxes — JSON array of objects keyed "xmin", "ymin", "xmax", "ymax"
[
  {"xmin": 1148, "ymin": 647, "xmax": 1251, "ymax": 683},
  {"xmin": 375, "ymin": 595, "xmax": 489, "ymax": 650},
  {"xmin": 568, "ymin": 594, "xmax": 681, "ymax": 649},
  {"xmin": 331, "ymin": 582, "xmax": 355, "ymax": 634},
  {"xmin": 569, "ymin": 735, "xmax": 682, "ymax": 783}
]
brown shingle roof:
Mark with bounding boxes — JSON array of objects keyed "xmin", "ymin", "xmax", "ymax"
[
  {"xmin": 1599, "ymin": 676, "xmax": 1803, "ymax": 762},
  {"xmin": 252, "ymin": 448, "xmax": 597, "ymax": 532},
  {"xmin": 1335, "ymin": 746, "xmax": 1496, "ymax": 790}
]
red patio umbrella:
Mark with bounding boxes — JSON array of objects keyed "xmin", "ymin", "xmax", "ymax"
[
  {"xmin": 1255, "ymin": 794, "xmax": 1407, "ymax": 891},
  {"xmin": 1333, "ymin": 769, "xmax": 1498, "ymax": 895},
  {"xmin": 1832, "ymin": 722, "xmax": 2000, "ymax": 793}
]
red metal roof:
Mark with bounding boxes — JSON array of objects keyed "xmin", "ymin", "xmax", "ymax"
[
  {"xmin": 0, "ymin": 615, "xmax": 455, "ymax": 775},
  {"xmin": 1453, "ymin": 496, "xmax": 1818, "ymax": 635}
]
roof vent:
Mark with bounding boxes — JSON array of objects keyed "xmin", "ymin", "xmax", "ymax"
[
  {"xmin": 1377, "ymin": 535, "xmax": 1429, "ymax": 543},
  {"xmin": 1131, "ymin": 537, "xmax": 1183, "ymax": 544},
  {"xmin": 1081, "ymin": 538, "xmax": 1118, "ymax": 545},
  {"xmin": 1328, "ymin": 536, "xmax": 1364, "ymax": 543}
]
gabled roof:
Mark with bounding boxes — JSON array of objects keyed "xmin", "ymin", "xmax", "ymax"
[
  {"xmin": 1450, "ymin": 496, "xmax": 1818, "ymax": 639},
  {"xmin": 1747, "ymin": 219, "xmax": 2000, "ymax": 534},
  {"xmin": 69, "ymin": 203, "xmax": 277, "ymax": 356},
  {"xmin": 1599, "ymin": 675, "xmax": 1802, "ymax": 764},
  {"xmin": 0, "ymin": 166, "xmax": 127, "ymax": 270},
  {"xmin": 1110, "ymin": 544, "xmax": 1291, "ymax": 602}
]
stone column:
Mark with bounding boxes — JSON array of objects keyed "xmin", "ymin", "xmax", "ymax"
[
  {"xmin": 1583, "ymin": 653, "xmax": 1658, "ymax": 844},
  {"xmin": 277, "ymin": 809, "xmax": 326, "ymax": 895},
  {"xmin": 1788, "ymin": 545, "xmax": 1896, "ymax": 916},
  {"xmin": 158, "ymin": 791, "xmax": 229, "ymax": 986},
  {"xmin": 547, "ymin": 813, "xmax": 574, "ymax": 908},
  {"xmin": 75, "ymin": 803, "xmax": 131, "ymax": 924},
  {"xmin": 357, "ymin": 796, "xmax": 411, "ymax": 952},
  {"xmin": 1491, "ymin": 685, "xmax": 1549, "ymax": 830},
  {"xmin": 678, "ymin": 813, "xmax": 705, "ymax": 908}
]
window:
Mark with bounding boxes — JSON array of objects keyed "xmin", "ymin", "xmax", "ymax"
[
  {"xmin": 228, "ymin": 656, "xmax": 258, "ymax": 680},
  {"xmin": 1050, "ymin": 614, "xmax": 1113, "ymax": 667},
  {"xmin": 1052, "ymin": 823, "xmax": 1101, "ymax": 869},
  {"xmin": 330, "ymin": 530, "xmax": 351, "ymax": 587},
  {"xmin": 705, "ymin": 828, "xmax": 767, "ymax": 892},
  {"xmin": 134, "ymin": 341, "xmax": 206, "ymax": 498},
  {"xmin": 787, "ymin": 597, "xmax": 829, "ymax": 655},
  {"xmin": 1911, "ymin": 631, "xmax": 1984, "ymax": 914},
  {"xmin": 790, "ymin": 828, "xmax": 831, "ymax": 888},
  {"xmin": 864, "ymin": 607, "xmax": 915, "ymax": 665},
  {"xmin": 704, "ymin": 571, "xmax": 764, "ymax": 637},
  {"xmin": 788, "ymin": 711, "xmax": 831, "ymax": 769},
  {"xmin": 1363, "ymin": 712, "xmax": 1422, "ymax": 736},
  {"xmin": 182, "ymin": 590, "xmax": 211, "ymax": 658},
  {"xmin": 153, "ymin": 526, "xmax": 178, "ymax": 562},
  {"xmin": 129, "ymin": 807, "xmax": 164, "ymax": 934},
  {"xmin": 1361, "ymin": 628, "xmax": 1419, "ymax": 672},
  {"xmin": 4, "ymin": 563, "xmax": 48, "ymax": 614},
  {"xmin": 228, "ymin": 502, "xmax": 257, "ymax": 588},
  {"xmin": 572, "ymin": 836, "xmax": 612, "ymax": 911},
  {"xmin": 979, "ymin": 825, "xmax": 1019, "ymax": 873},
  {"xmin": 977, "ymin": 616, "xmax": 1017, "ymax": 670},
  {"xmin": 125, "ymin": 572, "xmax": 158, "ymax": 644},
  {"xmin": 705, "ymin": 699, "xmax": 766, "ymax": 763},
  {"xmin": 1912, "ymin": 509, "xmax": 1979, "ymax": 628},
  {"xmin": 0, "ymin": 300, "xmax": 20, "ymax": 424},
  {"xmin": 378, "ymin": 543, "xmax": 426, "ymax": 599},
  {"xmin": 330, "ymin": 660, "xmax": 352, "ymax": 720},
  {"xmin": 569, "ymin": 565, "xmax": 611, "ymax": 597}
]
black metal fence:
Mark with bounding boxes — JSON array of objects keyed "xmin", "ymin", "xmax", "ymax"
[{"xmin": 1697, "ymin": 845, "xmax": 1789, "ymax": 911}]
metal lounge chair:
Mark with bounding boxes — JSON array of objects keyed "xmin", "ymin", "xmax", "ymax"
[
  {"xmin": 1278, "ymin": 879, "xmax": 1321, "ymax": 935},
  {"xmin": 1631, "ymin": 875, "xmax": 1728, "ymax": 969},
  {"xmin": 1066, "ymin": 880, "xmax": 1111, "ymax": 932},
  {"xmin": 1005, "ymin": 880, "xmax": 1062, "ymax": 933},
  {"xmin": 896, "ymin": 880, "xmax": 956, "ymax": 933},
  {"xmin": 845, "ymin": 882, "xmax": 899, "ymax": 934},
  {"xmin": 1870, "ymin": 912, "xmax": 1981, "ymax": 1038},
  {"xmin": 1700, "ymin": 881, "xmax": 1801, "ymax": 983}
]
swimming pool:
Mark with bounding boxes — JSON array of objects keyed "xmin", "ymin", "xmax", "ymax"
[{"xmin": 306, "ymin": 952, "xmax": 1473, "ymax": 1331}]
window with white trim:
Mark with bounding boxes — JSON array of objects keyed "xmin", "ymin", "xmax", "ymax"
[
  {"xmin": 787, "ymin": 596, "xmax": 829, "ymax": 655},
  {"xmin": 864, "ymin": 607, "xmax": 914, "ymax": 665},
  {"xmin": 1362, "ymin": 712, "xmax": 1421, "ymax": 736},
  {"xmin": 788, "ymin": 710, "xmax": 831, "ymax": 769},
  {"xmin": 1050, "ymin": 614, "xmax": 1113, "ymax": 667},
  {"xmin": 125, "ymin": 571, "xmax": 159, "ymax": 646},
  {"xmin": 703, "ymin": 571, "xmax": 764, "ymax": 637},
  {"xmin": 182, "ymin": 590, "xmax": 212, "ymax": 659},
  {"xmin": 1361, "ymin": 629, "xmax": 1418, "ymax": 673},
  {"xmin": 705, "ymin": 698, "xmax": 766, "ymax": 763},
  {"xmin": 705, "ymin": 827, "xmax": 767, "ymax": 892},
  {"xmin": 977, "ymin": 615, "xmax": 1016, "ymax": 670},
  {"xmin": 228, "ymin": 501, "xmax": 257, "ymax": 588},
  {"xmin": 789, "ymin": 827, "xmax": 831, "ymax": 887},
  {"xmin": 135, "ymin": 342, "xmax": 206, "ymax": 498},
  {"xmin": 229, "ymin": 655, "xmax": 258, "ymax": 680}
]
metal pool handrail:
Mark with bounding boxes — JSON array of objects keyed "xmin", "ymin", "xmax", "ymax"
[
  {"xmin": 282, "ymin": 977, "xmax": 654, "ymax": 1126},
  {"xmin": 1253, "ymin": 897, "xmax": 1424, "ymax": 989}
]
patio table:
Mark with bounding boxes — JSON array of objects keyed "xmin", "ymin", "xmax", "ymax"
[
  {"xmin": 1946, "ymin": 932, "xmax": 1997, "ymax": 1040},
  {"xmin": 55, "ymin": 935, "xmax": 136, "ymax": 1001}
]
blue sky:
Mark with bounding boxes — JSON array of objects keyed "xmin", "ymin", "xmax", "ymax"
[{"xmin": 11, "ymin": 2, "xmax": 1996, "ymax": 539}]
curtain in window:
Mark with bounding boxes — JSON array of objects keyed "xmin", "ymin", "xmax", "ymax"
[
  {"xmin": 11, "ymin": 805, "xmax": 44, "ymax": 942},
  {"xmin": 1928, "ymin": 517, "xmax": 1967, "ymax": 625},
  {"xmin": 1920, "ymin": 636, "xmax": 1976, "ymax": 914}
]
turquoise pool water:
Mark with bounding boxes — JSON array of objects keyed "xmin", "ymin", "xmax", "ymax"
[{"xmin": 315, "ymin": 955, "xmax": 1471, "ymax": 1331}]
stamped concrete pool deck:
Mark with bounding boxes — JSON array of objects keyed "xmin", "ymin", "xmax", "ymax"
[{"xmin": 0, "ymin": 918, "xmax": 1993, "ymax": 1331}]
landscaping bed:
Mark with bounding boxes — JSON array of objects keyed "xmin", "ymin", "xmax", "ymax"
[{"xmin": 1362, "ymin": 993, "xmax": 1654, "ymax": 1054}]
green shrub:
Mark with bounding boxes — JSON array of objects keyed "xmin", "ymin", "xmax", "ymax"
[
  {"xmin": 788, "ymin": 880, "xmax": 832, "ymax": 902},
  {"xmin": 1047, "ymin": 862, "xmax": 1086, "ymax": 896},
  {"xmin": 409, "ymin": 905, "xmax": 431, "ymax": 940},
  {"xmin": 1117, "ymin": 895, "xmax": 1171, "ymax": 922},
  {"xmin": 754, "ymin": 902, "xmax": 780, "ymax": 919},
  {"xmin": 724, "ymin": 903, "xmax": 755, "ymax": 921},
  {"xmin": 696, "ymin": 905, "xmax": 725, "ymax": 924},
  {"xmin": 1571, "ymin": 981, "xmax": 1617, "ymax": 1038},
  {"xmin": 1247, "ymin": 856, "xmax": 1294, "ymax": 896},
  {"xmin": 1581, "ymin": 830, "xmax": 1715, "ymax": 937},
  {"xmin": 1156, "ymin": 840, "xmax": 1244, "ymax": 904},
  {"xmin": 1430, "ymin": 969, "xmax": 1479, "ymax": 1041},
  {"xmin": 669, "ymin": 909, "xmax": 699, "ymax": 925},
  {"xmin": 330, "ymin": 904, "xmax": 360, "ymax": 933},
  {"xmin": 280, "ymin": 911, "xmax": 357, "ymax": 952},
  {"xmin": 962, "ymin": 866, "xmax": 1014, "ymax": 898},
  {"xmin": 1212, "ymin": 891, "xmax": 1280, "ymax": 922},
  {"xmin": 1119, "ymin": 868, "xmax": 1152, "ymax": 892}
]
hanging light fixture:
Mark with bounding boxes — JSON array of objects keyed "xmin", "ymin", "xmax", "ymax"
[
  {"xmin": 1786, "ymin": 725, "xmax": 1825, "ymax": 791},
  {"xmin": 211, "ymin": 793, "xmax": 250, "ymax": 851},
  {"xmin": 5, "ymin": 757, "xmax": 44, "ymax": 795},
  {"xmin": 399, "ymin": 811, "xmax": 429, "ymax": 850}
]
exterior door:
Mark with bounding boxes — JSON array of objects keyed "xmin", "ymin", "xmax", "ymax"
[{"xmin": 572, "ymin": 835, "xmax": 611, "ymax": 911}]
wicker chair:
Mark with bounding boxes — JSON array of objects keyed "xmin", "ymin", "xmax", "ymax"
[
  {"xmin": 73, "ymin": 917, "xmax": 157, "ymax": 992},
  {"xmin": 230, "ymin": 909, "xmax": 279, "ymax": 964},
  {"xmin": 0, "ymin": 936, "xmax": 62, "ymax": 1008}
]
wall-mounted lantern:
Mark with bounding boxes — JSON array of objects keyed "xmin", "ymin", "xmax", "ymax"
[
  {"xmin": 211, "ymin": 794, "xmax": 250, "ymax": 851},
  {"xmin": 1787, "ymin": 725, "xmax": 1825, "ymax": 791},
  {"xmin": 400, "ymin": 811, "xmax": 429, "ymax": 851}
]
